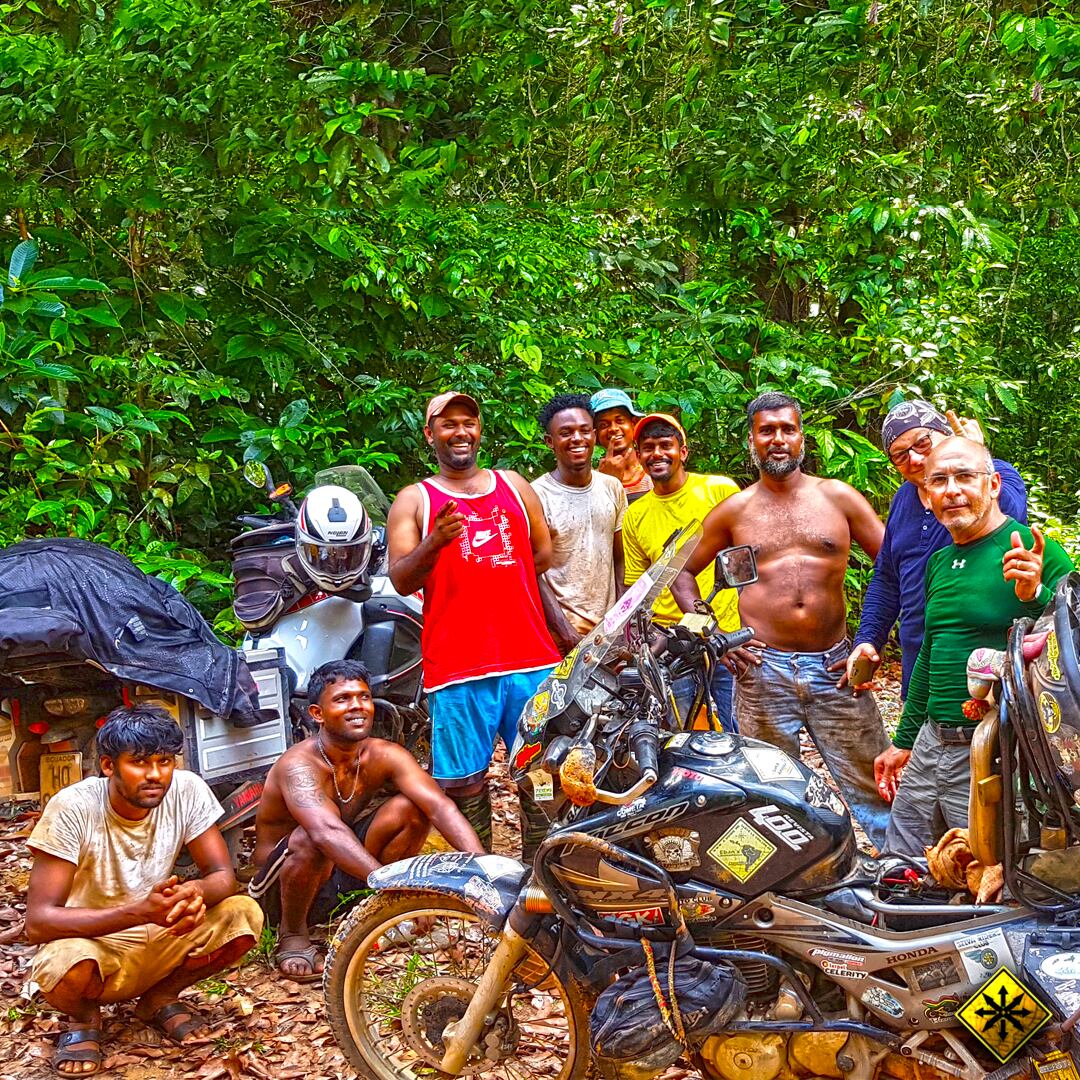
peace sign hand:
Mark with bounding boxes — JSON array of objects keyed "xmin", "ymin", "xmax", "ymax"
[{"xmin": 1002, "ymin": 525, "xmax": 1046, "ymax": 603}]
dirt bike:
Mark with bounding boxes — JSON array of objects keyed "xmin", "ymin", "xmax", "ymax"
[{"xmin": 322, "ymin": 523, "xmax": 1080, "ymax": 1080}]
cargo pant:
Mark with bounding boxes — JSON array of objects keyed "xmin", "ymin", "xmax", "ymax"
[
  {"xmin": 735, "ymin": 640, "xmax": 891, "ymax": 852},
  {"xmin": 884, "ymin": 721, "xmax": 972, "ymax": 858}
]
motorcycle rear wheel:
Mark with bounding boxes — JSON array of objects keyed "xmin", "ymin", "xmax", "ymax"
[{"xmin": 323, "ymin": 891, "xmax": 590, "ymax": 1080}]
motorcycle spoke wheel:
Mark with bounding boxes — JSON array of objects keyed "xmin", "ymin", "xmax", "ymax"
[{"xmin": 324, "ymin": 892, "xmax": 588, "ymax": 1080}]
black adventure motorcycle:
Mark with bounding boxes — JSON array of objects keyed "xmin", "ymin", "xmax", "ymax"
[{"xmin": 322, "ymin": 524, "xmax": 1080, "ymax": 1080}]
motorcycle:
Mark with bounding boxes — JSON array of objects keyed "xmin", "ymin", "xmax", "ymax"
[
  {"xmin": 322, "ymin": 523, "xmax": 1080, "ymax": 1080},
  {"xmin": 231, "ymin": 461, "xmax": 427, "ymax": 758}
]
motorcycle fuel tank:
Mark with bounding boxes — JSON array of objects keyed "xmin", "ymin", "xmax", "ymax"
[{"xmin": 549, "ymin": 732, "xmax": 856, "ymax": 919}]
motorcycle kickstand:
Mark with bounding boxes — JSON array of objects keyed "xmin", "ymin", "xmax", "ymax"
[{"xmin": 439, "ymin": 922, "xmax": 529, "ymax": 1074}]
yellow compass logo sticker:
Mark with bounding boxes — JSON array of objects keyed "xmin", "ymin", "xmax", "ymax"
[
  {"xmin": 707, "ymin": 819, "xmax": 776, "ymax": 882},
  {"xmin": 956, "ymin": 967, "xmax": 1051, "ymax": 1063}
]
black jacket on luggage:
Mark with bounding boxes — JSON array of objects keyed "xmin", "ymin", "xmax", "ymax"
[{"xmin": 0, "ymin": 538, "xmax": 261, "ymax": 725}]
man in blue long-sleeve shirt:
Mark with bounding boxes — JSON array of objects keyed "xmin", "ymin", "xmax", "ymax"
[{"xmin": 845, "ymin": 399, "xmax": 1027, "ymax": 699}]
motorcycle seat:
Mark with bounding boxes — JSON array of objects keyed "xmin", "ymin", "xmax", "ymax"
[{"xmin": 0, "ymin": 608, "xmax": 85, "ymax": 660}]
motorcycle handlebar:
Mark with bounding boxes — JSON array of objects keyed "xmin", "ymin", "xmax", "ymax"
[
  {"xmin": 629, "ymin": 720, "xmax": 659, "ymax": 779},
  {"xmin": 713, "ymin": 626, "xmax": 754, "ymax": 654}
]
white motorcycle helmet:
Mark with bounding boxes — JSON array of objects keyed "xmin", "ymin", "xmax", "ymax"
[{"xmin": 295, "ymin": 484, "xmax": 373, "ymax": 591}]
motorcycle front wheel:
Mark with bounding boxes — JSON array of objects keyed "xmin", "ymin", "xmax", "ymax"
[{"xmin": 324, "ymin": 891, "xmax": 590, "ymax": 1080}]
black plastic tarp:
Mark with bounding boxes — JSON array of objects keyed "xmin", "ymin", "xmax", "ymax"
[{"xmin": 0, "ymin": 538, "xmax": 260, "ymax": 725}]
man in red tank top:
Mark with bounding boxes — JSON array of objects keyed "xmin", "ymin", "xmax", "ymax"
[{"xmin": 387, "ymin": 392, "xmax": 560, "ymax": 851}]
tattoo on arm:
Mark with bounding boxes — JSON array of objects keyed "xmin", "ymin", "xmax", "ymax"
[{"xmin": 286, "ymin": 763, "xmax": 327, "ymax": 809}]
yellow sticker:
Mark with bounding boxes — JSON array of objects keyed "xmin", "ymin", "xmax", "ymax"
[
  {"xmin": 1047, "ymin": 632, "xmax": 1062, "ymax": 682},
  {"xmin": 706, "ymin": 819, "xmax": 776, "ymax": 883},
  {"xmin": 1033, "ymin": 1049, "xmax": 1080, "ymax": 1080},
  {"xmin": 955, "ymin": 967, "xmax": 1051, "ymax": 1063},
  {"xmin": 1039, "ymin": 691, "xmax": 1062, "ymax": 735},
  {"xmin": 552, "ymin": 650, "xmax": 577, "ymax": 680}
]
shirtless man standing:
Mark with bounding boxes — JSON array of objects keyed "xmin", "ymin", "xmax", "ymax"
[
  {"xmin": 249, "ymin": 659, "xmax": 482, "ymax": 982},
  {"xmin": 671, "ymin": 392, "xmax": 891, "ymax": 849}
]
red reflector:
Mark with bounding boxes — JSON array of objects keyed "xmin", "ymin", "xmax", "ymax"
[
  {"xmin": 28, "ymin": 720, "xmax": 50, "ymax": 735},
  {"xmin": 283, "ymin": 590, "xmax": 329, "ymax": 616},
  {"xmin": 95, "ymin": 716, "xmax": 108, "ymax": 728}
]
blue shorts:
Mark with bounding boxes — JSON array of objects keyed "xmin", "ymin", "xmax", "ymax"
[{"xmin": 429, "ymin": 667, "xmax": 554, "ymax": 787}]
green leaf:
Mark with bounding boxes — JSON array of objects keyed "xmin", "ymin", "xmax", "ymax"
[
  {"xmin": 79, "ymin": 304, "xmax": 122, "ymax": 327},
  {"xmin": 8, "ymin": 240, "xmax": 38, "ymax": 283},
  {"xmin": 279, "ymin": 399, "xmax": 310, "ymax": 429},
  {"xmin": 155, "ymin": 293, "xmax": 187, "ymax": 326}
]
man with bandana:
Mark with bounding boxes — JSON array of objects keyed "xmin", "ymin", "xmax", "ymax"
[
  {"xmin": 672, "ymin": 392, "xmax": 892, "ymax": 850},
  {"xmin": 844, "ymin": 399, "xmax": 1027, "ymax": 702}
]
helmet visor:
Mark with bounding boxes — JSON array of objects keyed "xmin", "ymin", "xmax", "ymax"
[{"xmin": 298, "ymin": 535, "xmax": 372, "ymax": 587}]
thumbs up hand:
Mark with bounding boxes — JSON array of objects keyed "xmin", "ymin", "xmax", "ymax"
[{"xmin": 1002, "ymin": 525, "xmax": 1046, "ymax": 602}]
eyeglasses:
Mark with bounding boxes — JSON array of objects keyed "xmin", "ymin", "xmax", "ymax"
[
  {"xmin": 888, "ymin": 433, "xmax": 934, "ymax": 467},
  {"xmin": 924, "ymin": 470, "xmax": 993, "ymax": 493}
]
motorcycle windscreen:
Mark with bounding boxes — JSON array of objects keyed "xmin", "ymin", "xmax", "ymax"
[
  {"xmin": 508, "ymin": 522, "xmax": 703, "ymax": 781},
  {"xmin": 314, "ymin": 465, "xmax": 391, "ymax": 526}
]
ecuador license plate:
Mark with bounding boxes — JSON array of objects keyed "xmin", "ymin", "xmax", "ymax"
[{"xmin": 40, "ymin": 752, "xmax": 83, "ymax": 807}]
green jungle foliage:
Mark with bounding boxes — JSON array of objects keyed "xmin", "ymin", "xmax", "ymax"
[{"xmin": 2, "ymin": 0, "xmax": 1079, "ymax": 629}]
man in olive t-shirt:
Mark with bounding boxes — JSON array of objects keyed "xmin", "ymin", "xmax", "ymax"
[{"xmin": 877, "ymin": 438, "xmax": 1074, "ymax": 856}]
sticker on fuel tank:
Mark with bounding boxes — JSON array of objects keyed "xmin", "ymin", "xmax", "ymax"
[
  {"xmin": 748, "ymin": 805, "xmax": 813, "ymax": 850},
  {"xmin": 522, "ymin": 691, "xmax": 550, "ymax": 736},
  {"xmin": 742, "ymin": 746, "xmax": 801, "ymax": 782},
  {"xmin": 706, "ymin": 820, "xmax": 777, "ymax": 882},
  {"xmin": 646, "ymin": 828, "xmax": 701, "ymax": 871}
]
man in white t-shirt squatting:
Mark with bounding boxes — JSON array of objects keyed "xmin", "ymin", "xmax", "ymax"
[
  {"xmin": 532, "ymin": 392, "xmax": 628, "ymax": 655},
  {"xmin": 25, "ymin": 706, "xmax": 263, "ymax": 1076}
]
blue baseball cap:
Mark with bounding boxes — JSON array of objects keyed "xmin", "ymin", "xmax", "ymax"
[{"xmin": 589, "ymin": 389, "xmax": 643, "ymax": 417}]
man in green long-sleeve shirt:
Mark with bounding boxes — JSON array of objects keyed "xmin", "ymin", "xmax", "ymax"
[{"xmin": 875, "ymin": 437, "xmax": 1074, "ymax": 857}]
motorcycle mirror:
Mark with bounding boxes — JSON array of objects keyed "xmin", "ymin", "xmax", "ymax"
[
  {"xmin": 715, "ymin": 545, "xmax": 758, "ymax": 589},
  {"xmin": 243, "ymin": 460, "xmax": 274, "ymax": 492},
  {"xmin": 559, "ymin": 743, "xmax": 598, "ymax": 807}
]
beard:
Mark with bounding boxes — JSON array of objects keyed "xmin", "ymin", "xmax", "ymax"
[{"xmin": 751, "ymin": 445, "xmax": 805, "ymax": 479}]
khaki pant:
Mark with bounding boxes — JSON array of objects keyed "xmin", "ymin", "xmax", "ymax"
[{"xmin": 30, "ymin": 894, "xmax": 263, "ymax": 1004}]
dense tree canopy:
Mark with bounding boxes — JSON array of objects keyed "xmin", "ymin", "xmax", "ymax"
[{"xmin": 2, "ymin": 0, "xmax": 1079, "ymax": 627}]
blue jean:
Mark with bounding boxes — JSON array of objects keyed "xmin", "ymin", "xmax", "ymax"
[
  {"xmin": 429, "ymin": 667, "xmax": 555, "ymax": 786},
  {"xmin": 734, "ymin": 640, "xmax": 890, "ymax": 851},
  {"xmin": 672, "ymin": 664, "xmax": 736, "ymax": 733}
]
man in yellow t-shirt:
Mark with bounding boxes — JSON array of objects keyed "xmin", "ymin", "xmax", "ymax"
[{"xmin": 622, "ymin": 413, "xmax": 740, "ymax": 730}]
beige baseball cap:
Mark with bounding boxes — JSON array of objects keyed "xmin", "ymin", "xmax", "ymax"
[{"xmin": 425, "ymin": 391, "xmax": 480, "ymax": 425}]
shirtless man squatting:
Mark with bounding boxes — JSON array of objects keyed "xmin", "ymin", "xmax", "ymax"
[
  {"xmin": 249, "ymin": 659, "xmax": 483, "ymax": 981},
  {"xmin": 671, "ymin": 391, "xmax": 891, "ymax": 850}
]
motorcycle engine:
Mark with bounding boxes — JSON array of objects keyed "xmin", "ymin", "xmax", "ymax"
[{"xmin": 698, "ymin": 1031, "xmax": 849, "ymax": 1080}]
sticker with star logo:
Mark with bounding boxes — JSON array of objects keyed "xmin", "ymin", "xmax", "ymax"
[{"xmin": 956, "ymin": 967, "xmax": 1051, "ymax": 1063}]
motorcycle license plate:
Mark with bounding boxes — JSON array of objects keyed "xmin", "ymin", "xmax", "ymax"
[{"xmin": 40, "ymin": 752, "xmax": 83, "ymax": 807}]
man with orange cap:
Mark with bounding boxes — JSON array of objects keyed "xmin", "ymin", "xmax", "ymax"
[{"xmin": 621, "ymin": 412, "xmax": 741, "ymax": 731}]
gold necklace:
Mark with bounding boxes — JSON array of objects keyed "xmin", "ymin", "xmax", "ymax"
[{"xmin": 316, "ymin": 734, "xmax": 362, "ymax": 803}]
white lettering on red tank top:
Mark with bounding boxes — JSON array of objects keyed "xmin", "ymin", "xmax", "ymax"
[{"xmin": 418, "ymin": 470, "xmax": 559, "ymax": 691}]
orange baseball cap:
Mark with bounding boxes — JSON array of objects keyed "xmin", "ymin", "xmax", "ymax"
[
  {"xmin": 633, "ymin": 412, "xmax": 686, "ymax": 444},
  {"xmin": 425, "ymin": 391, "xmax": 480, "ymax": 425}
]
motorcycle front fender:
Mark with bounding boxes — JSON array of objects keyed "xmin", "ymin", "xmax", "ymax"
[{"xmin": 366, "ymin": 852, "xmax": 528, "ymax": 929}]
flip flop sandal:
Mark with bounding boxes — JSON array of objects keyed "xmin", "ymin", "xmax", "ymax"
[
  {"xmin": 54, "ymin": 1027, "xmax": 102, "ymax": 1074},
  {"xmin": 275, "ymin": 943, "xmax": 323, "ymax": 983},
  {"xmin": 146, "ymin": 1001, "xmax": 205, "ymax": 1044}
]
